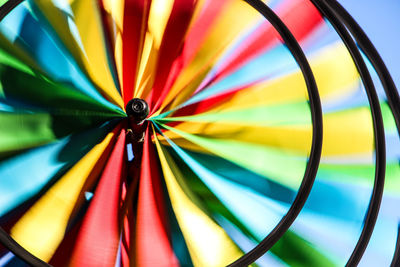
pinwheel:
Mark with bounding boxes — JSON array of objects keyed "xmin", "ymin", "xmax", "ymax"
[{"xmin": 0, "ymin": 0, "xmax": 399, "ymax": 266}]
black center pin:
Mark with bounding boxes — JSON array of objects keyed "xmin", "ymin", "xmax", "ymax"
[{"xmin": 126, "ymin": 98, "xmax": 149, "ymax": 123}]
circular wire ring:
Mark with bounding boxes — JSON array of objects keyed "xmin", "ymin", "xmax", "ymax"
[
  {"xmin": 1, "ymin": 0, "xmax": 394, "ymax": 266},
  {"xmin": 229, "ymin": 0, "xmax": 323, "ymax": 265},
  {"xmin": 310, "ymin": 1, "xmax": 386, "ymax": 266},
  {"xmin": 0, "ymin": 0, "xmax": 324, "ymax": 266}
]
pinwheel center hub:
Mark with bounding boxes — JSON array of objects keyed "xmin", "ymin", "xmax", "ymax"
[
  {"xmin": 126, "ymin": 98, "xmax": 149, "ymax": 123},
  {"xmin": 126, "ymin": 98, "xmax": 149, "ymax": 143}
]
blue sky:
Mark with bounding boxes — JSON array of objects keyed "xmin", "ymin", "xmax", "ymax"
[{"xmin": 339, "ymin": 0, "xmax": 400, "ymax": 90}]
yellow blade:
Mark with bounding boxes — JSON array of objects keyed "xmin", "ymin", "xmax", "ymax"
[
  {"xmin": 102, "ymin": 0, "xmax": 125, "ymax": 95},
  {"xmin": 134, "ymin": 32, "xmax": 158, "ymax": 99},
  {"xmin": 203, "ymin": 41, "xmax": 359, "ymax": 113},
  {"xmin": 32, "ymin": 0, "xmax": 123, "ymax": 108},
  {"xmin": 153, "ymin": 126, "xmax": 243, "ymax": 266},
  {"xmin": 158, "ymin": 105, "xmax": 373, "ymax": 157},
  {"xmin": 147, "ymin": 0, "xmax": 174, "ymax": 49}
]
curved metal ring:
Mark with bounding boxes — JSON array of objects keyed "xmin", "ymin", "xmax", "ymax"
[
  {"xmin": 229, "ymin": 0, "xmax": 323, "ymax": 265},
  {"xmin": 310, "ymin": 0, "xmax": 386, "ymax": 266}
]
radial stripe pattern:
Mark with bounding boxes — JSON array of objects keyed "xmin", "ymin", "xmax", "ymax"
[{"xmin": 0, "ymin": 0, "xmax": 399, "ymax": 267}]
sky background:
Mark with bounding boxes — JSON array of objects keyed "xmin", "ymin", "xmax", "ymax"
[{"xmin": 338, "ymin": 0, "xmax": 400, "ymax": 90}]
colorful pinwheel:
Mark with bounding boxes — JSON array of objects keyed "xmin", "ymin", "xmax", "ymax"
[{"xmin": 0, "ymin": 0, "xmax": 399, "ymax": 266}]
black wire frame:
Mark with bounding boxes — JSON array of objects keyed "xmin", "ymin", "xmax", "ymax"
[
  {"xmin": 229, "ymin": 0, "xmax": 324, "ymax": 265},
  {"xmin": 0, "ymin": 1, "xmax": 53, "ymax": 266},
  {"xmin": 0, "ymin": 0, "xmax": 324, "ymax": 266},
  {"xmin": 232, "ymin": 0, "xmax": 395, "ymax": 265},
  {"xmin": 0, "ymin": 0, "xmax": 396, "ymax": 266},
  {"xmin": 320, "ymin": 1, "xmax": 400, "ymax": 266},
  {"xmin": 232, "ymin": 0, "xmax": 390, "ymax": 265},
  {"xmin": 0, "ymin": 0, "xmax": 22, "ymax": 21}
]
